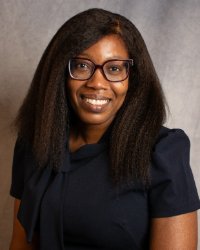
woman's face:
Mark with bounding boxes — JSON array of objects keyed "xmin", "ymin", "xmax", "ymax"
[{"xmin": 67, "ymin": 34, "xmax": 129, "ymax": 128}]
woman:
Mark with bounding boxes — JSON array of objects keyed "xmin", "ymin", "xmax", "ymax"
[{"xmin": 10, "ymin": 8, "xmax": 200, "ymax": 250}]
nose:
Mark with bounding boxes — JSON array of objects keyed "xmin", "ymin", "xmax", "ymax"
[{"xmin": 85, "ymin": 68, "xmax": 110, "ymax": 90}]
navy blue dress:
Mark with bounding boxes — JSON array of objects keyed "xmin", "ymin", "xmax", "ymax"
[{"xmin": 10, "ymin": 127, "xmax": 200, "ymax": 249}]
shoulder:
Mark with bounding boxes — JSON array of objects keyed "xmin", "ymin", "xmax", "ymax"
[
  {"xmin": 149, "ymin": 126, "xmax": 200, "ymax": 217},
  {"xmin": 13, "ymin": 136, "xmax": 37, "ymax": 168},
  {"xmin": 153, "ymin": 126, "xmax": 190, "ymax": 153},
  {"xmin": 151, "ymin": 126, "xmax": 191, "ymax": 180},
  {"xmin": 10, "ymin": 136, "xmax": 37, "ymax": 199}
]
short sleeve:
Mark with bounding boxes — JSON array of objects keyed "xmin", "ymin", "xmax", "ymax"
[
  {"xmin": 149, "ymin": 127, "xmax": 200, "ymax": 218},
  {"xmin": 10, "ymin": 137, "xmax": 36, "ymax": 199}
]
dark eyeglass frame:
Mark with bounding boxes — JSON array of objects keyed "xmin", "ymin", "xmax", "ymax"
[{"xmin": 68, "ymin": 57, "xmax": 134, "ymax": 82}]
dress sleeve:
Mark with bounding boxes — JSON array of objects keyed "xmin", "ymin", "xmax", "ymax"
[
  {"xmin": 10, "ymin": 138, "xmax": 35, "ymax": 200},
  {"xmin": 149, "ymin": 128, "xmax": 200, "ymax": 218}
]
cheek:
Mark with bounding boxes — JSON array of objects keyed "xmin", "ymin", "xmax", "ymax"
[{"xmin": 113, "ymin": 82, "xmax": 129, "ymax": 101}]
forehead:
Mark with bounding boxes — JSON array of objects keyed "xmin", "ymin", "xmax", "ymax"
[{"xmin": 78, "ymin": 35, "xmax": 129, "ymax": 63}]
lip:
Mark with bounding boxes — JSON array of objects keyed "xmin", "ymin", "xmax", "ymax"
[
  {"xmin": 79, "ymin": 94, "xmax": 111, "ymax": 113},
  {"xmin": 80, "ymin": 94, "xmax": 111, "ymax": 100}
]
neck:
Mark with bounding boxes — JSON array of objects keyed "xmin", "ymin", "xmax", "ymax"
[
  {"xmin": 69, "ymin": 122, "xmax": 110, "ymax": 152},
  {"xmin": 73, "ymin": 123, "xmax": 109, "ymax": 143}
]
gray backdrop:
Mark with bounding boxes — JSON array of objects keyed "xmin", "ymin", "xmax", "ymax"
[{"xmin": 0, "ymin": 0, "xmax": 199, "ymax": 249}]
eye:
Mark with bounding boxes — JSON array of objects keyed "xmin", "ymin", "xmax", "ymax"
[
  {"xmin": 105, "ymin": 63, "xmax": 124, "ymax": 75},
  {"xmin": 109, "ymin": 65, "xmax": 121, "ymax": 72},
  {"xmin": 75, "ymin": 62, "xmax": 90, "ymax": 71}
]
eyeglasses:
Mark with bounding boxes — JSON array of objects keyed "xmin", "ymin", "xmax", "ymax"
[{"xmin": 68, "ymin": 58, "xmax": 134, "ymax": 82}]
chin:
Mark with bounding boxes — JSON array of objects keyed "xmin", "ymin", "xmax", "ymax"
[{"xmin": 77, "ymin": 113, "xmax": 114, "ymax": 127}]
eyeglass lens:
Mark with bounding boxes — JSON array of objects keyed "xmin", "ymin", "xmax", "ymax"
[{"xmin": 69, "ymin": 58, "xmax": 132, "ymax": 82}]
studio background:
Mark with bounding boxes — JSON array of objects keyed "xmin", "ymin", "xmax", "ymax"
[{"xmin": 0, "ymin": 0, "xmax": 199, "ymax": 249}]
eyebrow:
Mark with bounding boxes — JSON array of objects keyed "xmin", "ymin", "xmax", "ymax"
[{"xmin": 77, "ymin": 53, "xmax": 130, "ymax": 62}]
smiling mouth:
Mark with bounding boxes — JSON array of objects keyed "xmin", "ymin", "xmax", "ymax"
[
  {"xmin": 80, "ymin": 95, "xmax": 111, "ymax": 112},
  {"xmin": 85, "ymin": 98, "xmax": 109, "ymax": 105}
]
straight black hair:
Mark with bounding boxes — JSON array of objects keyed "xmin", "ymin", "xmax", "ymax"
[{"xmin": 15, "ymin": 8, "xmax": 166, "ymax": 185}]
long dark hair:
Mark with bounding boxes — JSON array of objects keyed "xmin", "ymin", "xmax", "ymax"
[{"xmin": 15, "ymin": 8, "xmax": 166, "ymax": 185}]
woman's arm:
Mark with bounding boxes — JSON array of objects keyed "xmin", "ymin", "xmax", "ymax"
[
  {"xmin": 150, "ymin": 211, "xmax": 198, "ymax": 250},
  {"xmin": 9, "ymin": 199, "xmax": 39, "ymax": 250}
]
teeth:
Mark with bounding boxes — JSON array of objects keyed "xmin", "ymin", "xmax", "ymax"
[{"xmin": 85, "ymin": 98, "xmax": 109, "ymax": 105}]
